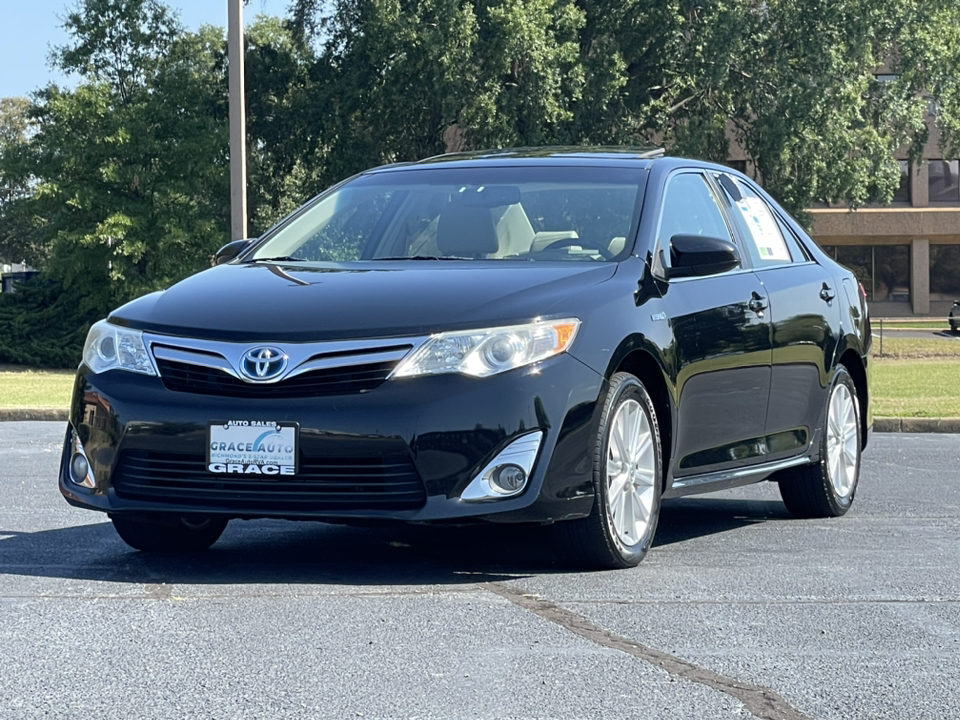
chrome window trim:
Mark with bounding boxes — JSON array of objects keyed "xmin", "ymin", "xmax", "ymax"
[{"xmin": 145, "ymin": 333, "xmax": 429, "ymax": 384}]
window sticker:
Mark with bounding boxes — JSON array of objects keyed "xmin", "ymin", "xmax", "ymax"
[{"xmin": 736, "ymin": 197, "xmax": 791, "ymax": 262}]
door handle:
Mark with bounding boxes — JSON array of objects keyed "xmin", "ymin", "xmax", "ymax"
[
  {"xmin": 820, "ymin": 283, "xmax": 836, "ymax": 302},
  {"xmin": 748, "ymin": 291, "xmax": 767, "ymax": 314}
]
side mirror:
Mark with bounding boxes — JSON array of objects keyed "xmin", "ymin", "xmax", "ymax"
[
  {"xmin": 213, "ymin": 238, "xmax": 256, "ymax": 266},
  {"xmin": 666, "ymin": 234, "xmax": 741, "ymax": 279}
]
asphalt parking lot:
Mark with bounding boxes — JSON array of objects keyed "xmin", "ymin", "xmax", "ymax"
[{"xmin": 1, "ymin": 422, "xmax": 958, "ymax": 719}]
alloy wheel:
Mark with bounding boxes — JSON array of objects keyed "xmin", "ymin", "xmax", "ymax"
[
  {"xmin": 826, "ymin": 383, "xmax": 859, "ymax": 498},
  {"xmin": 606, "ymin": 398, "xmax": 657, "ymax": 547}
]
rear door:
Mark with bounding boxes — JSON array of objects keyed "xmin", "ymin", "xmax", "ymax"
[
  {"xmin": 654, "ymin": 171, "xmax": 773, "ymax": 477},
  {"xmin": 714, "ymin": 173, "xmax": 841, "ymax": 458}
]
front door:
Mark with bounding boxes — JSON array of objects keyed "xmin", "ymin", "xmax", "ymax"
[{"xmin": 655, "ymin": 171, "xmax": 773, "ymax": 477}]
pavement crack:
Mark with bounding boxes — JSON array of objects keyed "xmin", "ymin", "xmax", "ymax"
[{"xmin": 484, "ymin": 581, "xmax": 813, "ymax": 720}]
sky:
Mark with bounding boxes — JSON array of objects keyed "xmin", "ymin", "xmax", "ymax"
[{"xmin": 0, "ymin": 0, "xmax": 282, "ymax": 99}]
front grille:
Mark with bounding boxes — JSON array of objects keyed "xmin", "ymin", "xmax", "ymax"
[
  {"xmin": 113, "ymin": 450, "xmax": 427, "ymax": 512},
  {"xmin": 156, "ymin": 359, "xmax": 396, "ymax": 398}
]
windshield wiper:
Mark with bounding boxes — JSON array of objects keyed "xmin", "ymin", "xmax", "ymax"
[
  {"xmin": 377, "ymin": 255, "xmax": 471, "ymax": 261},
  {"xmin": 249, "ymin": 256, "xmax": 306, "ymax": 263}
]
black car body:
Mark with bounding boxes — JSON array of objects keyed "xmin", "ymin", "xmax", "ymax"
[{"xmin": 60, "ymin": 149, "xmax": 872, "ymax": 568}]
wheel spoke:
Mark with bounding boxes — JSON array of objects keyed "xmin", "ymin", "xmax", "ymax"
[
  {"xmin": 830, "ymin": 452, "xmax": 841, "ymax": 488},
  {"xmin": 610, "ymin": 423, "xmax": 628, "ymax": 466},
  {"xmin": 608, "ymin": 468, "xmax": 629, "ymax": 498},
  {"xmin": 631, "ymin": 488, "xmax": 643, "ymax": 539},
  {"xmin": 617, "ymin": 488, "xmax": 631, "ymax": 538},
  {"xmin": 636, "ymin": 484, "xmax": 654, "ymax": 522},
  {"xmin": 633, "ymin": 429, "xmax": 652, "ymax": 466}
]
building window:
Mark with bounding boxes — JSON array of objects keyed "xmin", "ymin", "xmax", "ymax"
[
  {"xmin": 930, "ymin": 245, "xmax": 960, "ymax": 301},
  {"xmin": 929, "ymin": 160, "xmax": 960, "ymax": 203},
  {"xmin": 874, "ymin": 245, "xmax": 911, "ymax": 301},
  {"xmin": 892, "ymin": 160, "xmax": 910, "ymax": 203},
  {"xmin": 726, "ymin": 160, "xmax": 747, "ymax": 174},
  {"xmin": 819, "ymin": 244, "xmax": 910, "ymax": 301}
]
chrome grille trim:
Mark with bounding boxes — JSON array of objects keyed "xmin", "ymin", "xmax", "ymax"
[
  {"xmin": 291, "ymin": 348, "xmax": 412, "ymax": 379},
  {"xmin": 144, "ymin": 333, "xmax": 428, "ymax": 384},
  {"xmin": 152, "ymin": 345, "xmax": 241, "ymax": 379}
]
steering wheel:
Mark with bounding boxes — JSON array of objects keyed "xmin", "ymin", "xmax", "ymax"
[{"xmin": 538, "ymin": 237, "xmax": 615, "ymax": 260}]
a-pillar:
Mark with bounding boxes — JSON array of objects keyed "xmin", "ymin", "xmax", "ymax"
[{"xmin": 911, "ymin": 238, "xmax": 930, "ymax": 315}]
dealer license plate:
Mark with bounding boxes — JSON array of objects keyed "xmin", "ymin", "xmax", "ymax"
[{"xmin": 207, "ymin": 421, "xmax": 298, "ymax": 476}]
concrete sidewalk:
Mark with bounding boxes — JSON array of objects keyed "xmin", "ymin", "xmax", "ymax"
[{"xmin": 2, "ymin": 408, "xmax": 958, "ymax": 432}]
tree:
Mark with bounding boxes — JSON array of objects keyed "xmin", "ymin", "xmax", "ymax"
[
  {"xmin": 1, "ymin": 0, "xmax": 231, "ymax": 321},
  {"xmin": 244, "ymin": 15, "xmax": 324, "ymax": 232},
  {"xmin": 0, "ymin": 97, "xmax": 40, "ymax": 265},
  {"xmin": 289, "ymin": 0, "xmax": 960, "ymax": 219}
]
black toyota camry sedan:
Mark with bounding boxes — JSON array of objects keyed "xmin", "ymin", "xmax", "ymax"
[{"xmin": 60, "ymin": 148, "xmax": 872, "ymax": 568}]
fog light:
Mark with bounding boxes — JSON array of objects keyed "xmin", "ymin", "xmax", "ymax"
[
  {"xmin": 69, "ymin": 453, "xmax": 90, "ymax": 485},
  {"xmin": 491, "ymin": 464, "xmax": 527, "ymax": 494},
  {"xmin": 461, "ymin": 431, "xmax": 543, "ymax": 502},
  {"xmin": 67, "ymin": 430, "xmax": 96, "ymax": 489}
]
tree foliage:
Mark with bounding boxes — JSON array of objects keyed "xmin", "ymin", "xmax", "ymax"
[
  {"xmin": 0, "ymin": 276, "xmax": 90, "ymax": 367},
  {"xmin": 0, "ymin": 97, "xmax": 41, "ymax": 264},
  {"xmin": 289, "ymin": 0, "xmax": 960, "ymax": 217},
  {"xmin": 0, "ymin": 0, "xmax": 231, "ymax": 323},
  {"xmin": 3, "ymin": 0, "xmax": 960, "ymax": 367}
]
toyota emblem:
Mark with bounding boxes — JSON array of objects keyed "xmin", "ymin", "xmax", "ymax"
[{"xmin": 239, "ymin": 346, "xmax": 288, "ymax": 381}]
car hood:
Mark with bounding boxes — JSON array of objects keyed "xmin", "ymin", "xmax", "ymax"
[{"xmin": 110, "ymin": 261, "xmax": 618, "ymax": 342}]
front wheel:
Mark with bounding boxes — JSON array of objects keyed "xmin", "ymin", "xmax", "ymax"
[
  {"xmin": 553, "ymin": 372, "xmax": 662, "ymax": 569},
  {"xmin": 777, "ymin": 366, "xmax": 862, "ymax": 518},
  {"xmin": 111, "ymin": 514, "xmax": 228, "ymax": 552}
]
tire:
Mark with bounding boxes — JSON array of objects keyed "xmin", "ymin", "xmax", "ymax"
[
  {"xmin": 111, "ymin": 514, "xmax": 228, "ymax": 552},
  {"xmin": 553, "ymin": 372, "xmax": 662, "ymax": 569},
  {"xmin": 777, "ymin": 366, "xmax": 862, "ymax": 518}
]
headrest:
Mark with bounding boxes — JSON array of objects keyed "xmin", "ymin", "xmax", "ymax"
[{"xmin": 436, "ymin": 202, "xmax": 499, "ymax": 257}]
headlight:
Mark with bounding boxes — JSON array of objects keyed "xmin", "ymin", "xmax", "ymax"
[
  {"xmin": 81, "ymin": 320, "xmax": 157, "ymax": 376},
  {"xmin": 393, "ymin": 318, "xmax": 580, "ymax": 378}
]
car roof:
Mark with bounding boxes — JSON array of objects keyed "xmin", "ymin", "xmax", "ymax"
[{"xmin": 366, "ymin": 146, "xmax": 667, "ymax": 173}]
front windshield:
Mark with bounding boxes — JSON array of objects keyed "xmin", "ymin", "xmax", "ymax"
[{"xmin": 250, "ymin": 166, "xmax": 645, "ymax": 263}]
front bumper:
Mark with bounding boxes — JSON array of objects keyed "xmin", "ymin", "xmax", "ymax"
[{"xmin": 60, "ymin": 354, "xmax": 604, "ymax": 524}]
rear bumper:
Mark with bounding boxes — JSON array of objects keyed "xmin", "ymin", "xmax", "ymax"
[{"xmin": 60, "ymin": 355, "xmax": 604, "ymax": 524}]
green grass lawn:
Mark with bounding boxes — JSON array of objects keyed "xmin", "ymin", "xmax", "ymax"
[
  {"xmin": 1, "ymin": 337, "xmax": 958, "ymax": 417},
  {"xmin": 0, "ymin": 365, "xmax": 75, "ymax": 409},
  {"xmin": 872, "ymin": 359, "xmax": 960, "ymax": 417},
  {"xmin": 877, "ymin": 322, "xmax": 950, "ymax": 329},
  {"xmin": 870, "ymin": 337, "xmax": 960, "ymax": 417},
  {"xmin": 873, "ymin": 336, "xmax": 960, "ymax": 359}
]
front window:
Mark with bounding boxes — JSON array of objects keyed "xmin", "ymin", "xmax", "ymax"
[{"xmin": 250, "ymin": 167, "xmax": 645, "ymax": 264}]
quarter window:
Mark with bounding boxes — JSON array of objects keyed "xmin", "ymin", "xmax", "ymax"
[{"xmin": 717, "ymin": 176, "xmax": 800, "ymax": 266}]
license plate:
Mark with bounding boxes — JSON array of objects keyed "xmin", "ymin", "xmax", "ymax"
[{"xmin": 207, "ymin": 421, "xmax": 298, "ymax": 476}]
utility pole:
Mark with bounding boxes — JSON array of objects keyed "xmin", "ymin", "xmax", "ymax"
[{"xmin": 228, "ymin": 0, "xmax": 248, "ymax": 241}]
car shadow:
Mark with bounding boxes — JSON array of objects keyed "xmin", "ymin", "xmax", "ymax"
[
  {"xmin": 1, "ymin": 497, "xmax": 791, "ymax": 585},
  {"xmin": 655, "ymin": 496, "xmax": 792, "ymax": 547}
]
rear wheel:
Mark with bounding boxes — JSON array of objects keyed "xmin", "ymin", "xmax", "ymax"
[
  {"xmin": 778, "ymin": 366, "xmax": 861, "ymax": 518},
  {"xmin": 553, "ymin": 372, "xmax": 662, "ymax": 569},
  {"xmin": 111, "ymin": 515, "xmax": 228, "ymax": 552}
]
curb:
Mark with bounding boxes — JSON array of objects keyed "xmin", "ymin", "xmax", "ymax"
[
  {"xmin": 872, "ymin": 417, "xmax": 960, "ymax": 433},
  {"xmin": 0, "ymin": 409, "xmax": 68, "ymax": 422},
  {"xmin": 1, "ymin": 410, "xmax": 959, "ymax": 433}
]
